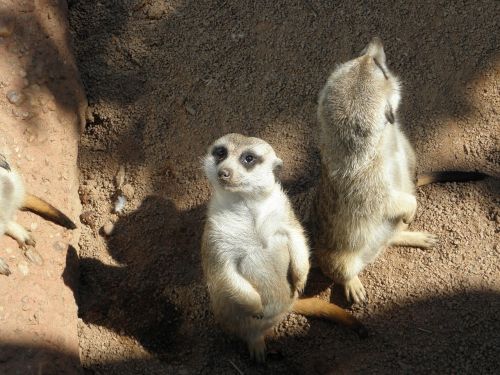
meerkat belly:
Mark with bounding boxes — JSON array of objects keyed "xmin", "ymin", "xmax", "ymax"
[
  {"xmin": 332, "ymin": 201, "xmax": 394, "ymax": 257},
  {"xmin": 0, "ymin": 170, "xmax": 24, "ymax": 221},
  {"xmin": 385, "ymin": 126, "xmax": 414, "ymax": 194},
  {"xmin": 238, "ymin": 237, "xmax": 294, "ymax": 317}
]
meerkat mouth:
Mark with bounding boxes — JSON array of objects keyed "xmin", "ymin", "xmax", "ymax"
[{"xmin": 217, "ymin": 179, "xmax": 241, "ymax": 190}]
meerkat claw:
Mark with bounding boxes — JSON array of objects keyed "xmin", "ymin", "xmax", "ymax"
[{"xmin": 0, "ymin": 257, "xmax": 11, "ymax": 276}]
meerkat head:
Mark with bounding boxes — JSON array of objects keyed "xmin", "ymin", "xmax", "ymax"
[
  {"xmin": 203, "ymin": 133, "xmax": 283, "ymax": 197},
  {"xmin": 321, "ymin": 37, "xmax": 401, "ymax": 132}
]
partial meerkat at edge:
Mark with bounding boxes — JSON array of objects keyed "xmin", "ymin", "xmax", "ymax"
[
  {"xmin": 0, "ymin": 154, "xmax": 76, "ymax": 276},
  {"xmin": 313, "ymin": 37, "xmax": 441, "ymax": 304},
  {"xmin": 201, "ymin": 133, "xmax": 366, "ymax": 362}
]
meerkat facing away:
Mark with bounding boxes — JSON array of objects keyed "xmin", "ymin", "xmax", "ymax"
[
  {"xmin": 0, "ymin": 154, "xmax": 76, "ymax": 275},
  {"xmin": 201, "ymin": 133, "xmax": 366, "ymax": 362},
  {"xmin": 313, "ymin": 37, "xmax": 439, "ymax": 304}
]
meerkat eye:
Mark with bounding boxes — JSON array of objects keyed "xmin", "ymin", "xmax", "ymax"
[
  {"xmin": 240, "ymin": 152, "xmax": 257, "ymax": 166},
  {"xmin": 212, "ymin": 146, "xmax": 227, "ymax": 162}
]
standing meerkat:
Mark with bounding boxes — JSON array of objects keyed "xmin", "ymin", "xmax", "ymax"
[
  {"xmin": 201, "ymin": 133, "xmax": 366, "ymax": 362},
  {"xmin": 313, "ymin": 37, "xmax": 439, "ymax": 304},
  {"xmin": 0, "ymin": 154, "xmax": 76, "ymax": 275}
]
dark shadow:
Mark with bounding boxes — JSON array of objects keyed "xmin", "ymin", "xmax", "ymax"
[
  {"xmin": 11, "ymin": 289, "xmax": 499, "ymax": 374},
  {"xmin": 0, "ymin": 3, "xmax": 86, "ymax": 135},
  {"xmin": 69, "ymin": 0, "xmax": 499, "ymax": 174},
  {"xmin": 0, "ymin": 343, "xmax": 82, "ymax": 375},
  {"xmin": 64, "ymin": 195, "xmax": 208, "ymax": 358}
]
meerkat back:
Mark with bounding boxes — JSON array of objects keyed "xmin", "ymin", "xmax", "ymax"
[{"xmin": 314, "ymin": 38, "xmax": 437, "ymax": 304}]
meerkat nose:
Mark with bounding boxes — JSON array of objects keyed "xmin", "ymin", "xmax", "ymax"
[{"xmin": 218, "ymin": 168, "xmax": 232, "ymax": 180}]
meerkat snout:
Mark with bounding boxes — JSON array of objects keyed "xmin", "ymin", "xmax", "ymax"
[
  {"xmin": 217, "ymin": 168, "xmax": 232, "ymax": 181},
  {"xmin": 361, "ymin": 36, "xmax": 386, "ymax": 64}
]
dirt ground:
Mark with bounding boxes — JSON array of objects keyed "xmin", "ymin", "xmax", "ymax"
[{"xmin": 68, "ymin": 1, "xmax": 498, "ymax": 374}]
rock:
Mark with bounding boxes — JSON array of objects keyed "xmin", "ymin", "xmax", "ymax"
[
  {"xmin": 185, "ymin": 103, "xmax": 196, "ymax": 115},
  {"xmin": 18, "ymin": 261, "xmax": 29, "ymax": 276},
  {"xmin": 101, "ymin": 221, "xmax": 114, "ymax": 236},
  {"xmin": 6, "ymin": 90, "xmax": 25, "ymax": 105},
  {"xmin": 113, "ymin": 195, "xmax": 127, "ymax": 213},
  {"xmin": 115, "ymin": 166, "xmax": 125, "ymax": 188},
  {"xmin": 80, "ymin": 210, "xmax": 98, "ymax": 228},
  {"xmin": 52, "ymin": 241, "xmax": 66, "ymax": 252}
]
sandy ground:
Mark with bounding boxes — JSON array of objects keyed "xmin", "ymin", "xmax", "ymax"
[
  {"xmin": 0, "ymin": 0, "xmax": 86, "ymax": 373},
  {"xmin": 68, "ymin": 1, "xmax": 499, "ymax": 374}
]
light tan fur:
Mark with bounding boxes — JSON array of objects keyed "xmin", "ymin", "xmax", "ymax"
[
  {"xmin": 313, "ymin": 38, "xmax": 437, "ymax": 304},
  {"xmin": 0, "ymin": 155, "xmax": 76, "ymax": 275},
  {"xmin": 201, "ymin": 134, "xmax": 366, "ymax": 362}
]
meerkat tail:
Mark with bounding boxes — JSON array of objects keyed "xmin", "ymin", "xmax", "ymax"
[
  {"xmin": 416, "ymin": 171, "xmax": 489, "ymax": 187},
  {"xmin": 292, "ymin": 297, "xmax": 368, "ymax": 338},
  {"xmin": 21, "ymin": 193, "xmax": 77, "ymax": 229}
]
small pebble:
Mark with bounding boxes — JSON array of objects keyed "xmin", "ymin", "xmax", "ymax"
[
  {"xmin": 185, "ymin": 103, "xmax": 196, "ymax": 115},
  {"xmin": 102, "ymin": 222, "xmax": 114, "ymax": 236},
  {"xmin": 113, "ymin": 195, "xmax": 126, "ymax": 213},
  {"xmin": 53, "ymin": 241, "xmax": 66, "ymax": 252},
  {"xmin": 6, "ymin": 90, "xmax": 25, "ymax": 105},
  {"xmin": 80, "ymin": 210, "xmax": 98, "ymax": 228},
  {"xmin": 18, "ymin": 261, "xmax": 29, "ymax": 276},
  {"xmin": 115, "ymin": 166, "xmax": 126, "ymax": 188}
]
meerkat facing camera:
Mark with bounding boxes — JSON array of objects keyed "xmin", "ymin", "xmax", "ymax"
[
  {"xmin": 0, "ymin": 154, "xmax": 76, "ymax": 275},
  {"xmin": 201, "ymin": 133, "xmax": 366, "ymax": 362},
  {"xmin": 313, "ymin": 37, "xmax": 438, "ymax": 304}
]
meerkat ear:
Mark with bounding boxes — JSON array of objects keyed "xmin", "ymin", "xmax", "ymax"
[
  {"xmin": 361, "ymin": 37, "xmax": 386, "ymax": 65},
  {"xmin": 273, "ymin": 158, "xmax": 283, "ymax": 181},
  {"xmin": 385, "ymin": 103, "xmax": 395, "ymax": 124}
]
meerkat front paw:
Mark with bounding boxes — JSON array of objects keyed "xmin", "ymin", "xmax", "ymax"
[
  {"xmin": 414, "ymin": 232, "xmax": 438, "ymax": 249},
  {"xmin": 344, "ymin": 276, "xmax": 367, "ymax": 304},
  {"xmin": 391, "ymin": 193, "xmax": 417, "ymax": 224},
  {"xmin": 248, "ymin": 336, "xmax": 266, "ymax": 363},
  {"xmin": 289, "ymin": 268, "xmax": 307, "ymax": 296},
  {"xmin": 402, "ymin": 196, "xmax": 417, "ymax": 224}
]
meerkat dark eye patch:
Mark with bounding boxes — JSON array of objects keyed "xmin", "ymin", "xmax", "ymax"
[
  {"xmin": 373, "ymin": 58, "xmax": 389, "ymax": 80},
  {"xmin": 212, "ymin": 146, "xmax": 228, "ymax": 164},
  {"xmin": 240, "ymin": 151, "xmax": 261, "ymax": 169}
]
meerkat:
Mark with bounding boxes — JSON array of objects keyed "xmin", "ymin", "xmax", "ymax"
[
  {"xmin": 201, "ymin": 133, "xmax": 366, "ymax": 362},
  {"xmin": 0, "ymin": 154, "xmax": 76, "ymax": 275},
  {"xmin": 312, "ymin": 37, "xmax": 443, "ymax": 304}
]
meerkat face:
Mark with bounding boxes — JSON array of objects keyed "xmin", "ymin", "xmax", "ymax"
[
  {"xmin": 359, "ymin": 37, "xmax": 401, "ymax": 124},
  {"xmin": 203, "ymin": 133, "xmax": 283, "ymax": 196}
]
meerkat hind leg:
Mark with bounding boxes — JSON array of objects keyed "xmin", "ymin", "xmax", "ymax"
[
  {"xmin": 344, "ymin": 276, "xmax": 367, "ymax": 304},
  {"xmin": 5, "ymin": 221, "xmax": 35, "ymax": 248},
  {"xmin": 389, "ymin": 230, "xmax": 438, "ymax": 249}
]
